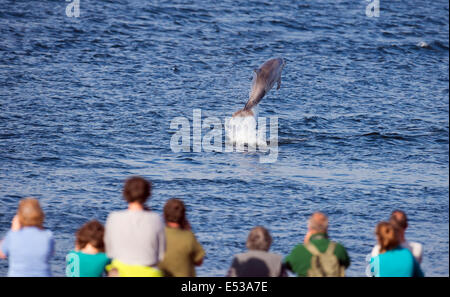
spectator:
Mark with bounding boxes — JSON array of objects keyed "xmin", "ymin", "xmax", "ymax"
[
  {"xmin": 227, "ymin": 226, "xmax": 286, "ymax": 277},
  {"xmin": 371, "ymin": 210, "xmax": 423, "ymax": 264},
  {"xmin": 158, "ymin": 198, "xmax": 205, "ymax": 277},
  {"xmin": 0, "ymin": 198, "xmax": 54, "ymax": 277},
  {"xmin": 66, "ymin": 220, "xmax": 110, "ymax": 277},
  {"xmin": 284, "ymin": 212, "xmax": 350, "ymax": 277},
  {"xmin": 369, "ymin": 222, "xmax": 424, "ymax": 277},
  {"xmin": 104, "ymin": 176, "xmax": 165, "ymax": 277}
]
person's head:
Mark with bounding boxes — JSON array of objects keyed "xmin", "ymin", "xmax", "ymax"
[
  {"xmin": 75, "ymin": 220, "xmax": 105, "ymax": 252},
  {"xmin": 17, "ymin": 198, "xmax": 45, "ymax": 228},
  {"xmin": 246, "ymin": 226, "xmax": 272, "ymax": 252},
  {"xmin": 376, "ymin": 222, "xmax": 400, "ymax": 253},
  {"xmin": 123, "ymin": 176, "xmax": 151, "ymax": 205},
  {"xmin": 307, "ymin": 212, "xmax": 328, "ymax": 234},
  {"xmin": 390, "ymin": 210, "xmax": 408, "ymax": 231},
  {"xmin": 163, "ymin": 198, "xmax": 186, "ymax": 227}
]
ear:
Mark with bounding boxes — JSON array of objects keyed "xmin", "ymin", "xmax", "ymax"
[{"xmin": 253, "ymin": 68, "xmax": 261, "ymax": 75}]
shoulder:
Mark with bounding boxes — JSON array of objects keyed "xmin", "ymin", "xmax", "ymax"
[
  {"xmin": 409, "ymin": 241, "xmax": 423, "ymax": 250},
  {"xmin": 2, "ymin": 230, "xmax": 15, "ymax": 240},
  {"xmin": 42, "ymin": 229, "xmax": 54, "ymax": 239},
  {"xmin": 144, "ymin": 212, "xmax": 164, "ymax": 226},
  {"xmin": 285, "ymin": 244, "xmax": 308, "ymax": 261},
  {"xmin": 139, "ymin": 212, "xmax": 165, "ymax": 233},
  {"xmin": 185, "ymin": 229, "xmax": 198, "ymax": 239},
  {"xmin": 31, "ymin": 228, "xmax": 53, "ymax": 240},
  {"xmin": 233, "ymin": 252, "xmax": 258, "ymax": 263},
  {"xmin": 332, "ymin": 241, "xmax": 348, "ymax": 256},
  {"xmin": 179, "ymin": 229, "xmax": 199, "ymax": 242},
  {"xmin": 97, "ymin": 252, "xmax": 111, "ymax": 263},
  {"xmin": 253, "ymin": 250, "xmax": 283, "ymax": 260},
  {"xmin": 233, "ymin": 252, "xmax": 247, "ymax": 260},
  {"xmin": 146, "ymin": 211, "xmax": 163, "ymax": 221},
  {"xmin": 405, "ymin": 241, "xmax": 423, "ymax": 254},
  {"xmin": 333, "ymin": 241, "xmax": 347, "ymax": 251},
  {"xmin": 165, "ymin": 227, "xmax": 192, "ymax": 237},
  {"xmin": 371, "ymin": 244, "xmax": 380, "ymax": 257},
  {"xmin": 395, "ymin": 247, "xmax": 416, "ymax": 265},
  {"xmin": 107, "ymin": 210, "xmax": 162, "ymax": 221},
  {"xmin": 265, "ymin": 252, "xmax": 283, "ymax": 263},
  {"xmin": 105, "ymin": 210, "xmax": 125, "ymax": 223},
  {"xmin": 66, "ymin": 250, "xmax": 79, "ymax": 258},
  {"xmin": 386, "ymin": 247, "xmax": 414, "ymax": 262},
  {"xmin": 98, "ymin": 252, "xmax": 109, "ymax": 259},
  {"xmin": 331, "ymin": 241, "xmax": 350, "ymax": 265},
  {"xmin": 291, "ymin": 243, "xmax": 307, "ymax": 253},
  {"xmin": 107, "ymin": 210, "xmax": 127, "ymax": 219},
  {"xmin": 399, "ymin": 246, "xmax": 415, "ymax": 257},
  {"xmin": 1, "ymin": 230, "xmax": 14, "ymax": 250}
]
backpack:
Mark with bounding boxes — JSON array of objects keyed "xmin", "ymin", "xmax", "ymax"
[{"xmin": 305, "ymin": 241, "xmax": 345, "ymax": 277}]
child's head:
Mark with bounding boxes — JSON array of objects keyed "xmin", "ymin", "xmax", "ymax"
[
  {"xmin": 75, "ymin": 220, "xmax": 105, "ymax": 252},
  {"xmin": 163, "ymin": 198, "xmax": 186, "ymax": 227},
  {"xmin": 17, "ymin": 198, "xmax": 45, "ymax": 228}
]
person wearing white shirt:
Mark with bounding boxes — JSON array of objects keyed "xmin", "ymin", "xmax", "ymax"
[{"xmin": 370, "ymin": 210, "xmax": 423, "ymax": 264}]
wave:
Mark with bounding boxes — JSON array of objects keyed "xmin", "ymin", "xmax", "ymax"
[{"xmin": 360, "ymin": 132, "xmax": 410, "ymax": 141}]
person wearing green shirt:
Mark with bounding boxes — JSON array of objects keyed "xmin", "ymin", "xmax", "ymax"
[
  {"xmin": 66, "ymin": 220, "xmax": 111, "ymax": 277},
  {"xmin": 158, "ymin": 199, "xmax": 205, "ymax": 277},
  {"xmin": 284, "ymin": 212, "xmax": 350, "ymax": 277}
]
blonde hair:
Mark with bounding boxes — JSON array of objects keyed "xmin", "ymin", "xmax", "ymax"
[
  {"xmin": 17, "ymin": 198, "xmax": 45, "ymax": 228},
  {"xmin": 376, "ymin": 222, "xmax": 400, "ymax": 253}
]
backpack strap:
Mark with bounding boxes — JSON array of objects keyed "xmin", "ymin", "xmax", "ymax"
[
  {"xmin": 326, "ymin": 242, "xmax": 337, "ymax": 255},
  {"xmin": 305, "ymin": 241, "xmax": 336, "ymax": 256},
  {"xmin": 304, "ymin": 242, "xmax": 321, "ymax": 256}
]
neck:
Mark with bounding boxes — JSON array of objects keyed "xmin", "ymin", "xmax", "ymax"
[
  {"xmin": 128, "ymin": 202, "xmax": 144, "ymax": 211},
  {"xmin": 21, "ymin": 225, "xmax": 42, "ymax": 230},
  {"xmin": 310, "ymin": 231, "xmax": 326, "ymax": 237},
  {"xmin": 167, "ymin": 222, "xmax": 181, "ymax": 229},
  {"xmin": 81, "ymin": 244, "xmax": 100, "ymax": 255}
]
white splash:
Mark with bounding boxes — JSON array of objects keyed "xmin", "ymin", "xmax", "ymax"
[
  {"xmin": 417, "ymin": 41, "xmax": 430, "ymax": 48},
  {"xmin": 225, "ymin": 110, "xmax": 268, "ymax": 149}
]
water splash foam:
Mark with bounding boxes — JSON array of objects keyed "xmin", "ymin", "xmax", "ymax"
[{"xmin": 225, "ymin": 113, "xmax": 268, "ymax": 149}]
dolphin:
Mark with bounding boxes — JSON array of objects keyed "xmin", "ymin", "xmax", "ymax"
[{"xmin": 233, "ymin": 57, "xmax": 286, "ymax": 117}]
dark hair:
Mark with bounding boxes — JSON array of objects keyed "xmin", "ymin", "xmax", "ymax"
[
  {"xmin": 76, "ymin": 220, "xmax": 105, "ymax": 252},
  {"xmin": 246, "ymin": 226, "xmax": 272, "ymax": 251},
  {"xmin": 390, "ymin": 210, "xmax": 408, "ymax": 230},
  {"xmin": 123, "ymin": 176, "xmax": 151, "ymax": 204},
  {"xmin": 376, "ymin": 222, "xmax": 400, "ymax": 253},
  {"xmin": 163, "ymin": 198, "xmax": 186, "ymax": 227}
]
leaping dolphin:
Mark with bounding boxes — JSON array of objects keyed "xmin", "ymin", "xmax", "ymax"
[{"xmin": 233, "ymin": 57, "xmax": 286, "ymax": 117}]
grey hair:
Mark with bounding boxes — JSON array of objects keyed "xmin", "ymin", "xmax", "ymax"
[{"xmin": 246, "ymin": 226, "xmax": 272, "ymax": 251}]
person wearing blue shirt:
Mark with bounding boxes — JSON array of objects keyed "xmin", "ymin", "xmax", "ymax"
[
  {"xmin": 0, "ymin": 198, "xmax": 54, "ymax": 277},
  {"xmin": 370, "ymin": 222, "xmax": 423, "ymax": 277}
]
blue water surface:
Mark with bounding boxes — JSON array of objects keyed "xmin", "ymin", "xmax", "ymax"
[{"xmin": 0, "ymin": 0, "xmax": 448, "ymax": 276}]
